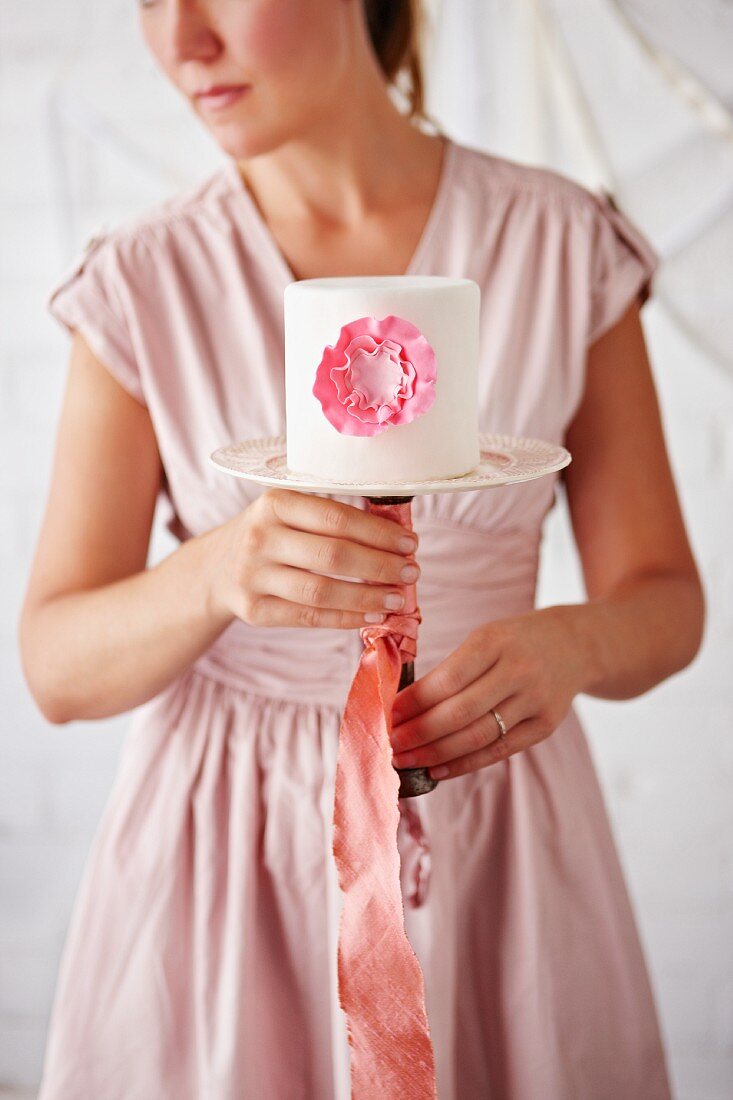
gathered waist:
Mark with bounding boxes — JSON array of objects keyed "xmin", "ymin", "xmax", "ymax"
[
  {"xmin": 191, "ymin": 536, "xmax": 539, "ymax": 708},
  {"xmin": 191, "ymin": 621, "xmax": 360, "ymax": 708}
]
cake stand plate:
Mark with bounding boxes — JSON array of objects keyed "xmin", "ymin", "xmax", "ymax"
[{"xmin": 208, "ymin": 432, "xmax": 571, "ymax": 496}]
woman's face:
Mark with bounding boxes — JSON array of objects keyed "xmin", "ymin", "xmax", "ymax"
[{"xmin": 137, "ymin": 0, "xmax": 355, "ymax": 159}]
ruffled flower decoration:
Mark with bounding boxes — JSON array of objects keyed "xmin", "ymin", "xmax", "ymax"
[{"xmin": 312, "ymin": 314, "xmax": 438, "ymax": 437}]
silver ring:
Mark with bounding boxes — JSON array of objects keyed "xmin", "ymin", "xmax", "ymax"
[{"xmin": 491, "ymin": 708, "xmax": 508, "ymax": 739}]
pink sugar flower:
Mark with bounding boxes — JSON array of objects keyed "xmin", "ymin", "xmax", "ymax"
[{"xmin": 312, "ymin": 314, "xmax": 437, "ymax": 437}]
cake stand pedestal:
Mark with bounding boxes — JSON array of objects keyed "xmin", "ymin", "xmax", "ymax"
[{"xmin": 365, "ymin": 493, "xmax": 435, "ymax": 800}]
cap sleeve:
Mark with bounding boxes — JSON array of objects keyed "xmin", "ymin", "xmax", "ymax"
[
  {"xmin": 45, "ymin": 230, "xmax": 147, "ymax": 407},
  {"xmin": 586, "ymin": 190, "xmax": 660, "ymax": 347}
]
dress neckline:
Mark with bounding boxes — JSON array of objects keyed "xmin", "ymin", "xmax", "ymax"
[{"xmin": 223, "ymin": 134, "xmax": 456, "ymax": 284}]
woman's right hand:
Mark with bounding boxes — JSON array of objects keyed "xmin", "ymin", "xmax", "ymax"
[{"xmin": 208, "ymin": 488, "xmax": 420, "ymax": 630}]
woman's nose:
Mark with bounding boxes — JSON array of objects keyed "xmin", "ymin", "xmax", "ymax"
[{"xmin": 165, "ymin": 1, "xmax": 221, "ymax": 66}]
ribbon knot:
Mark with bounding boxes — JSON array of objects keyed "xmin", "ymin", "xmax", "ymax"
[{"xmin": 360, "ymin": 603, "xmax": 421, "ymax": 661}]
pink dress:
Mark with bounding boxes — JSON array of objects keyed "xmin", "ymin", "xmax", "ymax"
[{"xmin": 38, "ymin": 135, "xmax": 672, "ymax": 1099}]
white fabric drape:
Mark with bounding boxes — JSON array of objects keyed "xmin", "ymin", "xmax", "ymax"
[{"xmin": 425, "ymin": 0, "xmax": 733, "ymax": 379}]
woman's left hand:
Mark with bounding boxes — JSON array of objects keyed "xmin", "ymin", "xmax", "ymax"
[{"xmin": 389, "ymin": 606, "xmax": 591, "ymax": 780}]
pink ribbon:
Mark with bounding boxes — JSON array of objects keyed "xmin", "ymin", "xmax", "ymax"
[{"xmin": 331, "ymin": 501, "xmax": 438, "ymax": 1098}]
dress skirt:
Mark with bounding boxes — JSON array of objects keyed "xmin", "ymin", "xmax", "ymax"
[{"xmin": 36, "ymin": 640, "xmax": 672, "ymax": 1099}]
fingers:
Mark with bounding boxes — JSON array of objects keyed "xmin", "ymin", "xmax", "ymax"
[
  {"xmin": 265, "ymin": 524, "xmax": 420, "ymax": 588},
  {"xmin": 244, "ymin": 593, "xmax": 380, "ymax": 631},
  {"xmin": 391, "ymin": 693, "xmax": 532, "ymax": 769},
  {"xmin": 265, "ymin": 489, "xmax": 418, "ymax": 555},
  {"xmin": 424, "ymin": 715, "xmax": 549, "ymax": 780},
  {"xmin": 237, "ymin": 488, "xmax": 420, "ymax": 630},
  {"xmin": 257, "ymin": 563, "xmax": 411, "ymax": 617},
  {"xmin": 390, "ymin": 662, "xmax": 514, "ymax": 751},
  {"xmin": 391, "ymin": 641, "xmax": 499, "ymax": 726}
]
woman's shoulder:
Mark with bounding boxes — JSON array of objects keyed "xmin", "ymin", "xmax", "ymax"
[
  {"xmin": 48, "ymin": 160, "xmax": 243, "ymax": 312},
  {"xmin": 450, "ymin": 135, "xmax": 610, "ymax": 217},
  {"xmin": 46, "ymin": 160, "xmax": 244, "ymax": 352},
  {"xmin": 450, "ymin": 136, "xmax": 658, "ymax": 284},
  {"xmin": 84, "ymin": 161, "xmax": 237, "ymax": 258},
  {"xmin": 448, "ymin": 136, "xmax": 659, "ymax": 345}
]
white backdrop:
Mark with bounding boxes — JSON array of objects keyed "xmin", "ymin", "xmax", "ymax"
[{"xmin": 1, "ymin": 1, "xmax": 732, "ymax": 1097}]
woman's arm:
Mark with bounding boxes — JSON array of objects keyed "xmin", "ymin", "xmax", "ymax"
[
  {"xmin": 17, "ymin": 333, "xmax": 236, "ymax": 725},
  {"xmin": 19, "ymin": 333, "xmax": 418, "ymax": 725},
  {"xmin": 387, "ymin": 300, "xmax": 707, "ymax": 779},
  {"xmin": 557, "ymin": 298, "xmax": 706, "ymax": 701}
]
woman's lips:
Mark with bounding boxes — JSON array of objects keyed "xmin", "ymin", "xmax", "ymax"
[{"xmin": 195, "ymin": 85, "xmax": 249, "ymax": 111}]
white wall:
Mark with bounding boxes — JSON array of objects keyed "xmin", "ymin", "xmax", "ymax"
[{"xmin": 1, "ymin": 2, "xmax": 731, "ymax": 1097}]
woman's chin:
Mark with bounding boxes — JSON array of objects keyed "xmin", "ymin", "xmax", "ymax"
[
  {"xmin": 195, "ymin": 116, "xmax": 278, "ymax": 161},
  {"xmin": 197, "ymin": 123, "xmax": 256, "ymax": 160}
]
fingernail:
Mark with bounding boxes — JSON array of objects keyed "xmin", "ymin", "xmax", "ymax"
[
  {"xmin": 398, "ymin": 536, "xmax": 418, "ymax": 553},
  {"xmin": 431, "ymin": 765, "xmax": 449, "ymax": 779},
  {"xmin": 400, "ymin": 564, "xmax": 420, "ymax": 582},
  {"xmin": 384, "ymin": 592, "xmax": 405, "ymax": 610},
  {"xmin": 364, "ymin": 612, "xmax": 385, "ymax": 623}
]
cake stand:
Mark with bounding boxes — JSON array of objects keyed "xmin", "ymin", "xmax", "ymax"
[{"xmin": 209, "ymin": 432, "xmax": 571, "ymax": 798}]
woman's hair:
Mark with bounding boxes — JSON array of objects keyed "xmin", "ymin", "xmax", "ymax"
[{"xmin": 364, "ymin": 0, "xmax": 427, "ymax": 121}]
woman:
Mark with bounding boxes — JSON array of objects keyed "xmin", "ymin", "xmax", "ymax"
[{"xmin": 19, "ymin": 0, "xmax": 704, "ymax": 1097}]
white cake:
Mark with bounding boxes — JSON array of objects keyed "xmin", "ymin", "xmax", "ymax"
[{"xmin": 283, "ymin": 276, "xmax": 480, "ymax": 485}]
